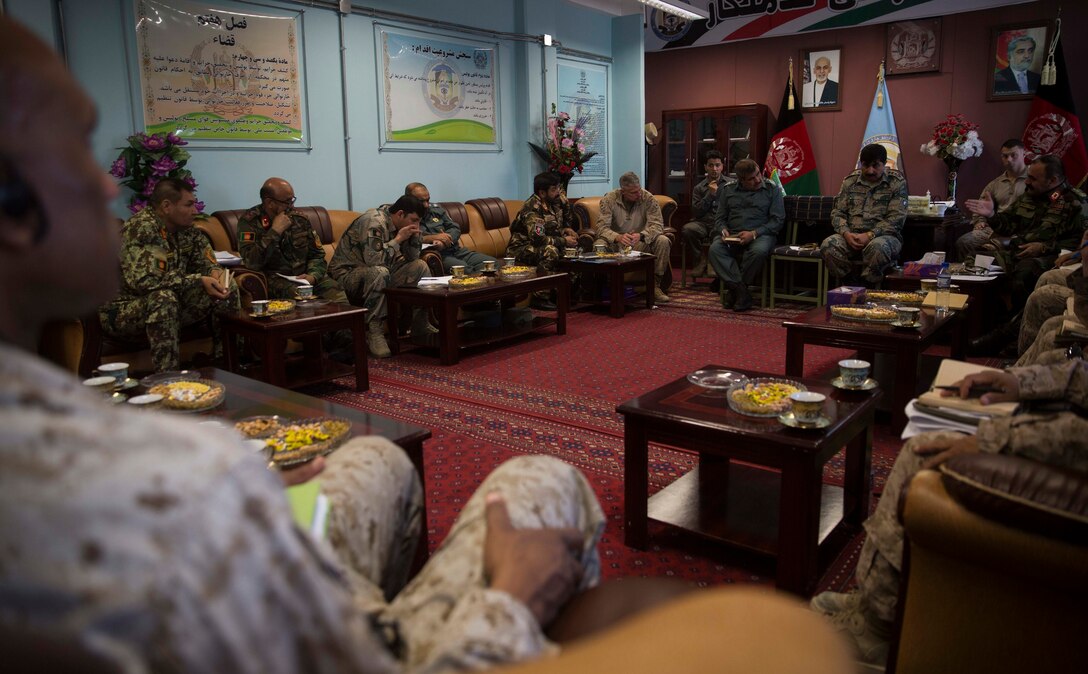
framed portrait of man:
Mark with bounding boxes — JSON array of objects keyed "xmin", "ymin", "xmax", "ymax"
[
  {"xmin": 799, "ymin": 47, "xmax": 842, "ymax": 112},
  {"xmin": 987, "ymin": 22, "xmax": 1049, "ymax": 101},
  {"xmin": 885, "ymin": 18, "xmax": 941, "ymax": 76}
]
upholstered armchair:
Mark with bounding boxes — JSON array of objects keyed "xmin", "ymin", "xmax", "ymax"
[
  {"xmin": 571, "ymin": 194, "xmax": 678, "ymax": 291},
  {"xmin": 890, "ymin": 454, "xmax": 1088, "ymax": 674}
]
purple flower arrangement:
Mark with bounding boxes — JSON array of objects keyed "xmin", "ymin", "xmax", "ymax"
[{"xmin": 110, "ymin": 132, "xmax": 203, "ymax": 214}]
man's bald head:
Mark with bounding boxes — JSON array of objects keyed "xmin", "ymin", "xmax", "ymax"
[
  {"xmin": 0, "ymin": 18, "xmax": 119, "ymax": 345},
  {"xmin": 259, "ymin": 177, "xmax": 295, "ymax": 216}
]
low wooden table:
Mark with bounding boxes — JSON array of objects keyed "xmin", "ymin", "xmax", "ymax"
[
  {"xmin": 619, "ymin": 366, "xmax": 879, "ymax": 595},
  {"xmin": 384, "ymin": 272, "xmax": 569, "ymax": 365},
  {"xmin": 558, "ymin": 253, "xmax": 656, "ymax": 318},
  {"xmin": 884, "ymin": 270, "xmax": 1001, "ymax": 341},
  {"xmin": 783, "ymin": 305, "xmax": 964, "ymax": 433},
  {"xmin": 194, "ymin": 367, "xmax": 432, "ymax": 568},
  {"xmin": 222, "ymin": 301, "xmax": 368, "ymax": 392}
]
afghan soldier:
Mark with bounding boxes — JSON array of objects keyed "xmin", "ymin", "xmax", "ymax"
[
  {"xmin": 508, "ymin": 172, "xmax": 579, "ymax": 311},
  {"xmin": 821, "ymin": 144, "xmax": 908, "ymax": 287},
  {"xmin": 406, "ymin": 182, "xmax": 496, "ymax": 273},
  {"xmin": 329, "ymin": 195, "xmax": 432, "ymax": 358},
  {"xmin": 99, "ymin": 178, "xmax": 239, "ymax": 372},
  {"xmin": 954, "ymin": 138, "xmax": 1027, "ymax": 262},
  {"xmin": 811, "ymin": 359, "xmax": 1088, "ymax": 668},
  {"xmin": 236, "ymin": 177, "xmax": 348, "ymax": 303},
  {"xmin": 965, "ymin": 154, "xmax": 1086, "ymax": 355},
  {"xmin": 681, "ymin": 150, "xmax": 725, "ymax": 280},
  {"xmin": 594, "ymin": 171, "xmax": 672, "ymax": 303},
  {"xmin": 709, "ymin": 158, "xmax": 784, "ymax": 312}
]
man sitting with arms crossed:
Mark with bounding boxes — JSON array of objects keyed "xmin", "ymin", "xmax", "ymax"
[
  {"xmin": 709, "ymin": 158, "xmax": 784, "ymax": 312},
  {"xmin": 508, "ymin": 172, "xmax": 580, "ymax": 311},
  {"xmin": 594, "ymin": 171, "xmax": 672, "ymax": 303},
  {"xmin": 954, "ymin": 138, "xmax": 1028, "ymax": 263},
  {"xmin": 407, "ymin": 181, "xmax": 496, "ymax": 274},
  {"xmin": 236, "ymin": 176, "xmax": 349, "ymax": 303},
  {"xmin": 811, "ymin": 358, "xmax": 1088, "ymax": 667},
  {"xmin": 99, "ymin": 177, "xmax": 239, "ymax": 372},
  {"xmin": 821, "ymin": 144, "xmax": 907, "ymax": 288},
  {"xmin": 329, "ymin": 194, "xmax": 434, "ymax": 358},
  {"xmin": 680, "ymin": 150, "xmax": 726, "ymax": 283}
]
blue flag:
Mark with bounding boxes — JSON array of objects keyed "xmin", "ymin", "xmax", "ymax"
[{"xmin": 860, "ymin": 65, "xmax": 905, "ymax": 177}]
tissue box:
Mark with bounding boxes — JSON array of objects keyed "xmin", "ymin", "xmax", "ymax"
[
  {"xmin": 902, "ymin": 261, "xmax": 942, "ymax": 278},
  {"xmin": 826, "ymin": 286, "xmax": 866, "ymax": 306}
]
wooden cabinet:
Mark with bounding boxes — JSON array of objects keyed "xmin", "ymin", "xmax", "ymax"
[{"xmin": 659, "ymin": 104, "xmax": 771, "ymax": 227}]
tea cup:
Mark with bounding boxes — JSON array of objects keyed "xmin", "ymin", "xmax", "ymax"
[
  {"xmin": 96, "ymin": 362, "xmax": 129, "ymax": 385},
  {"xmin": 789, "ymin": 391, "xmax": 826, "ymax": 423},
  {"xmin": 563, "ymin": 247, "xmax": 577, "ymax": 258},
  {"xmin": 482, "ymin": 260, "xmax": 497, "ymax": 273},
  {"xmin": 894, "ymin": 305, "xmax": 921, "ymax": 325},
  {"xmin": 451, "ymin": 265, "xmax": 466, "ymax": 278},
  {"xmin": 251, "ymin": 300, "xmax": 270, "ymax": 316},
  {"xmin": 503, "ymin": 257, "xmax": 516, "ymax": 268},
  {"xmin": 920, "ymin": 278, "xmax": 937, "ymax": 293},
  {"xmin": 593, "ymin": 243, "xmax": 606, "ymax": 255},
  {"xmin": 838, "ymin": 359, "xmax": 871, "ymax": 388},
  {"xmin": 296, "ymin": 284, "xmax": 314, "ymax": 299}
]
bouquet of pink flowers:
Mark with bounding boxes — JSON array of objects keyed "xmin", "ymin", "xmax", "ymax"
[
  {"xmin": 919, "ymin": 114, "xmax": 983, "ymax": 168},
  {"xmin": 109, "ymin": 132, "xmax": 204, "ymax": 214},
  {"xmin": 529, "ymin": 104, "xmax": 597, "ymax": 183}
]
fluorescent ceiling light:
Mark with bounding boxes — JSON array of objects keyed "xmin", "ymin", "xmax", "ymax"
[{"xmin": 636, "ymin": 0, "xmax": 709, "ymax": 21}]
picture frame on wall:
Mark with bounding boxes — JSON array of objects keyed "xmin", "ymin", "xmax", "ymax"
[
  {"xmin": 987, "ymin": 21, "xmax": 1049, "ymax": 101},
  {"xmin": 799, "ymin": 47, "xmax": 842, "ymax": 112},
  {"xmin": 885, "ymin": 18, "xmax": 941, "ymax": 76}
]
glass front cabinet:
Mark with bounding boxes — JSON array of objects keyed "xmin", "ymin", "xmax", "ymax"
[{"xmin": 660, "ymin": 104, "xmax": 770, "ymax": 227}]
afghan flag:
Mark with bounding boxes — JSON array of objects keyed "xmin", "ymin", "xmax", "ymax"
[
  {"xmin": 1021, "ymin": 42, "xmax": 1087, "ymax": 188},
  {"xmin": 765, "ymin": 75, "xmax": 820, "ymax": 195}
]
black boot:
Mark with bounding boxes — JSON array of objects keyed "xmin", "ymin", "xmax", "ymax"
[{"xmin": 969, "ymin": 313, "xmax": 1021, "ymax": 356}]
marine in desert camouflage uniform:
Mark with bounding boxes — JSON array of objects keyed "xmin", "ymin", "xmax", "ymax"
[
  {"xmin": 1017, "ymin": 262, "xmax": 1088, "ymax": 366},
  {"xmin": 954, "ymin": 139, "xmax": 1027, "ymax": 261},
  {"xmin": 821, "ymin": 144, "xmax": 907, "ymax": 287},
  {"xmin": 235, "ymin": 177, "xmax": 348, "ymax": 303},
  {"xmin": 508, "ymin": 172, "xmax": 579, "ymax": 310},
  {"xmin": 99, "ymin": 178, "xmax": 238, "ymax": 371},
  {"xmin": 811, "ymin": 359, "xmax": 1088, "ymax": 666},
  {"xmin": 329, "ymin": 195, "xmax": 431, "ymax": 358},
  {"xmin": 595, "ymin": 172, "xmax": 672, "ymax": 303}
]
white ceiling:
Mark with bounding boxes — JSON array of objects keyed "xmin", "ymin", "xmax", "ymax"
[{"xmin": 564, "ymin": 0, "xmax": 644, "ymax": 17}]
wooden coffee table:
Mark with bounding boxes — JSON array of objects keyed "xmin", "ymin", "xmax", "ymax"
[
  {"xmin": 618, "ymin": 366, "xmax": 879, "ymax": 595},
  {"xmin": 557, "ymin": 253, "xmax": 656, "ymax": 318},
  {"xmin": 222, "ymin": 301, "xmax": 368, "ymax": 392},
  {"xmin": 384, "ymin": 272, "xmax": 569, "ymax": 365},
  {"xmin": 783, "ymin": 305, "xmax": 964, "ymax": 433},
  {"xmin": 193, "ymin": 367, "xmax": 432, "ymax": 569}
]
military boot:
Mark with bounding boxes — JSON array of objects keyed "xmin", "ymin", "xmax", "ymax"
[
  {"xmin": 653, "ymin": 275, "xmax": 671, "ymax": 303},
  {"xmin": 411, "ymin": 308, "xmax": 439, "ymax": 336},
  {"xmin": 366, "ymin": 321, "xmax": 391, "ymax": 359}
]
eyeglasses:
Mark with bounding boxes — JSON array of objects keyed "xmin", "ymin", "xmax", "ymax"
[{"xmin": 269, "ymin": 195, "xmax": 296, "ymax": 206}]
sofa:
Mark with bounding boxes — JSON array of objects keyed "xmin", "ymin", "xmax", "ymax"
[{"xmin": 890, "ymin": 453, "xmax": 1088, "ymax": 673}]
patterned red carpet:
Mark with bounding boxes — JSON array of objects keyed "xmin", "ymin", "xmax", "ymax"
[{"xmin": 304, "ymin": 287, "xmax": 907, "ymax": 592}]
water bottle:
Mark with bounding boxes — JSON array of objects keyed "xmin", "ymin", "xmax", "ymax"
[{"xmin": 935, "ymin": 262, "xmax": 951, "ymax": 315}]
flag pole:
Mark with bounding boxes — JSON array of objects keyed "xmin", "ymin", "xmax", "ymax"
[
  {"xmin": 788, "ymin": 58, "xmax": 795, "ymax": 110},
  {"xmin": 876, "ymin": 60, "xmax": 885, "ymax": 108}
]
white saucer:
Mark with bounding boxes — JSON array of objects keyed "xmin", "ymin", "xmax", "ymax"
[
  {"xmin": 778, "ymin": 411, "xmax": 831, "ymax": 429},
  {"xmin": 831, "ymin": 376, "xmax": 879, "ymax": 391},
  {"xmin": 890, "ymin": 320, "xmax": 922, "ymax": 329},
  {"xmin": 127, "ymin": 393, "xmax": 164, "ymax": 406},
  {"xmin": 115, "ymin": 378, "xmax": 139, "ymax": 391}
]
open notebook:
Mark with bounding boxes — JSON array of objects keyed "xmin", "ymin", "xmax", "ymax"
[
  {"xmin": 286, "ymin": 480, "xmax": 329, "ymax": 540},
  {"xmin": 916, "ymin": 359, "xmax": 1018, "ymax": 418}
]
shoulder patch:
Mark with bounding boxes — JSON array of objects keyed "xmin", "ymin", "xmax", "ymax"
[
  {"xmin": 204, "ymin": 248, "xmax": 217, "ymax": 265},
  {"xmin": 241, "ymin": 231, "xmax": 255, "ymax": 242},
  {"xmin": 157, "ymin": 259, "xmax": 167, "ymax": 271},
  {"xmin": 261, "ymin": 217, "xmax": 270, "ymax": 229}
]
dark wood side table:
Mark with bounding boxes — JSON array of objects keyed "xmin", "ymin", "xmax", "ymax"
[
  {"xmin": 221, "ymin": 301, "xmax": 368, "ymax": 392},
  {"xmin": 557, "ymin": 253, "xmax": 657, "ymax": 318},
  {"xmin": 383, "ymin": 272, "xmax": 569, "ymax": 365},
  {"xmin": 783, "ymin": 305, "xmax": 964, "ymax": 433},
  {"xmin": 619, "ymin": 366, "xmax": 879, "ymax": 596}
]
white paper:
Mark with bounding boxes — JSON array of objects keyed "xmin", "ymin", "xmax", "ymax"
[
  {"xmin": 901, "ymin": 400, "xmax": 980, "ymax": 440},
  {"xmin": 275, "ymin": 273, "xmax": 310, "ymax": 285},
  {"xmin": 421, "ymin": 242, "xmax": 438, "ymax": 250},
  {"xmin": 418, "ymin": 276, "xmax": 452, "ymax": 286}
]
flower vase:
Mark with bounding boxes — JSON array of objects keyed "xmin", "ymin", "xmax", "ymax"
[
  {"xmin": 556, "ymin": 171, "xmax": 573, "ymax": 196},
  {"xmin": 946, "ymin": 170, "xmax": 958, "ymax": 203}
]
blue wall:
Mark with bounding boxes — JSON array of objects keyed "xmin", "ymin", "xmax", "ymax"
[{"xmin": 8, "ymin": 0, "xmax": 642, "ymax": 218}]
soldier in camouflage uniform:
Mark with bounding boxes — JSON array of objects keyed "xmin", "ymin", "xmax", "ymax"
[
  {"xmin": 508, "ymin": 172, "xmax": 580, "ymax": 311},
  {"xmin": 954, "ymin": 139, "xmax": 1027, "ymax": 261},
  {"xmin": 812, "ymin": 358, "xmax": 1088, "ymax": 666},
  {"xmin": 329, "ymin": 195, "xmax": 431, "ymax": 358},
  {"xmin": 99, "ymin": 178, "xmax": 239, "ymax": 372},
  {"xmin": 595, "ymin": 172, "xmax": 672, "ymax": 303},
  {"xmin": 821, "ymin": 144, "xmax": 908, "ymax": 287},
  {"xmin": 236, "ymin": 177, "xmax": 349, "ymax": 303},
  {"xmin": 406, "ymin": 182, "xmax": 496, "ymax": 273}
]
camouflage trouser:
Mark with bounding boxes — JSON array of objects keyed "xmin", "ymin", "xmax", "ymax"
[
  {"xmin": 99, "ymin": 281, "xmax": 240, "ymax": 372},
  {"xmin": 821, "ymin": 233, "xmax": 901, "ymax": 285},
  {"xmin": 954, "ymin": 226, "xmax": 997, "ymax": 261},
  {"xmin": 592, "ymin": 235, "xmax": 672, "ymax": 278},
  {"xmin": 441, "ymin": 248, "xmax": 496, "ymax": 274},
  {"xmin": 1018, "ymin": 267, "xmax": 1074, "ymax": 354},
  {"xmin": 341, "ymin": 259, "xmax": 428, "ymax": 324},
  {"xmin": 321, "ymin": 439, "xmax": 605, "ymax": 670},
  {"xmin": 708, "ymin": 233, "xmax": 776, "ymax": 287},
  {"xmin": 267, "ymin": 275, "xmax": 349, "ymax": 304},
  {"xmin": 995, "ymin": 252, "xmax": 1056, "ymax": 310},
  {"xmin": 1015, "ymin": 314, "xmax": 1072, "ymax": 366},
  {"xmin": 856, "ymin": 431, "xmax": 966, "ymax": 623}
]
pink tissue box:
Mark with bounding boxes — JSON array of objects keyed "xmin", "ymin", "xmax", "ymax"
[
  {"xmin": 902, "ymin": 262, "xmax": 942, "ymax": 278},
  {"xmin": 826, "ymin": 286, "xmax": 866, "ymax": 306}
]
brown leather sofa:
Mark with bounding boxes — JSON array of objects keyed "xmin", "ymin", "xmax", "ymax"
[
  {"xmin": 571, "ymin": 194, "xmax": 678, "ymax": 291},
  {"xmin": 890, "ymin": 453, "xmax": 1088, "ymax": 674}
]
